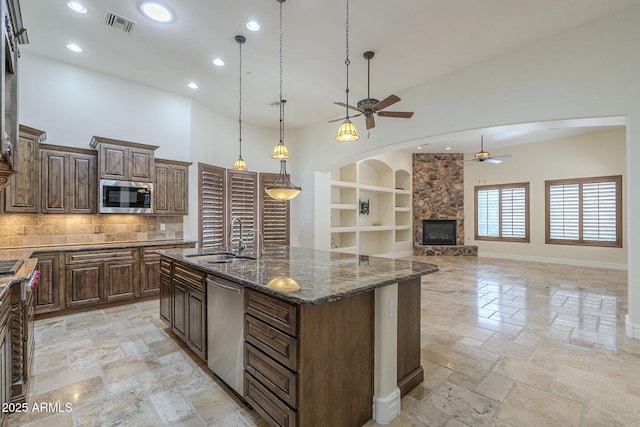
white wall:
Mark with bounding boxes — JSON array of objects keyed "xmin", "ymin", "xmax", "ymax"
[{"xmin": 464, "ymin": 128, "xmax": 626, "ymax": 268}]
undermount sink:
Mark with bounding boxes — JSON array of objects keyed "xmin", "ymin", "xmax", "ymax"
[{"xmin": 187, "ymin": 253, "xmax": 256, "ymax": 264}]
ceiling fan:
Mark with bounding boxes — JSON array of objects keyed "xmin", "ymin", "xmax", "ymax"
[
  {"xmin": 469, "ymin": 135, "xmax": 512, "ymax": 163},
  {"xmin": 331, "ymin": 51, "xmax": 414, "ymax": 130}
]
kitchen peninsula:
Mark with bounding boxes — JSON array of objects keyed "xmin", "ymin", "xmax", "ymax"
[{"xmin": 160, "ymin": 245, "xmax": 438, "ymax": 427}]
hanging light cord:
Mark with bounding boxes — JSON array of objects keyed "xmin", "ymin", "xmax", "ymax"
[
  {"xmin": 279, "ymin": 0, "xmax": 285, "ymax": 145},
  {"xmin": 344, "ymin": 0, "xmax": 351, "ymax": 120},
  {"xmin": 238, "ymin": 38, "xmax": 243, "ymax": 159}
]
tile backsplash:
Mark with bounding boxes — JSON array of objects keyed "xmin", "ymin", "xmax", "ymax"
[{"xmin": 0, "ymin": 214, "xmax": 184, "ymax": 248}]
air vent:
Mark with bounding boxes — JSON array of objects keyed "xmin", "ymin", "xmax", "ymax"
[{"xmin": 104, "ymin": 11, "xmax": 136, "ymax": 33}]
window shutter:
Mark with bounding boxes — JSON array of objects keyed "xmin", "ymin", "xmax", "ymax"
[
  {"xmin": 228, "ymin": 170, "xmax": 257, "ymax": 247},
  {"xmin": 548, "ymin": 183, "xmax": 580, "ymax": 240},
  {"xmin": 199, "ymin": 163, "xmax": 226, "ymax": 248},
  {"xmin": 501, "ymin": 187, "xmax": 527, "ymax": 238},
  {"xmin": 477, "ymin": 189, "xmax": 500, "ymax": 237},
  {"xmin": 582, "ymin": 181, "xmax": 617, "ymax": 242},
  {"xmin": 260, "ymin": 173, "xmax": 290, "ymax": 245}
]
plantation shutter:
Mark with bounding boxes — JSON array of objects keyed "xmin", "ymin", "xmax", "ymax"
[
  {"xmin": 199, "ymin": 163, "xmax": 226, "ymax": 248},
  {"xmin": 548, "ymin": 183, "xmax": 580, "ymax": 240},
  {"xmin": 582, "ymin": 181, "xmax": 617, "ymax": 242},
  {"xmin": 501, "ymin": 187, "xmax": 527, "ymax": 238},
  {"xmin": 260, "ymin": 173, "xmax": 290, "ymax": 245},
  {"xmin": 228, "ymin": 170, "xmax": 257, "ymax": 247},
  {"xmin": 477, "ymin": 189, "xmax": 499, "ymax": 237}
]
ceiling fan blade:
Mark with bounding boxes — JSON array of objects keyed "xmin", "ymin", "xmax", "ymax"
[
  {"xmin": 334, "ymin": 101, "xmax": 364, "ymax": 113},
  {"xmin": 377, "ymin": 111, "xmax": 414, "ymax": 118},
  {"xmin": 327, "ymin": 113, "xmax": 363, "ymax": 123},
  {"xmin": 485, "ymin": 158, "xmax": 503, "ymax": 164},
  {"xmin": 489, "ymin": 154, "xmax": 512, "ymax": 159},
  {"xmin": 366, "ymin": 115, "xmax": 376, "ymax": 129},
  {"xmin": 372, "ymin": 95, "xmax": 400, "ymax": 111}
]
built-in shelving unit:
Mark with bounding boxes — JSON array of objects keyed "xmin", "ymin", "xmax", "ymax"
[{"xmin": 316, "ymin": 154, "xmax": 413, "ymax": 258}]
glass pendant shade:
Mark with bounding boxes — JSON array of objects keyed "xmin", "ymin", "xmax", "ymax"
[
  {"xmin": 233, "ymin": 157, "xmax": 247, "ymax": 171},
  {"xmin": 265, "ymin": 160, "xmax": 301, "ymax": 201},
  {"xmin": 336, "ymin": 118, "xmax": 360, "ymax": 142},
  {"xmin": 271, "ymin": 142, "xmax": 290, "ymax": 160}
]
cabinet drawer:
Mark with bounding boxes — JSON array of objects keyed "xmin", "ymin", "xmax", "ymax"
[
  {"xmin": 160, "ymin": 258, "xmax": 172, "ymax": 275},
  {"xmin": 245, "ymin": 315, "xmax": 297, "ymax": 371},
  {"xmin": 66, "ymin": 249, "xmax": 136, "ymax": 264},
  {"xmin": 245, "ymin": 372, "xmax": 297, "ymax": 427},
  {"xmin": 245, "ymin": 343, "xmax": 297, "ymax": 408},
  {"xmin": 173, "ymin": 263, "xmax": 205, "ymax": 292},
  {"xmin": 245, "ymin": 289, "xmax": 297, "ymax": 337}
]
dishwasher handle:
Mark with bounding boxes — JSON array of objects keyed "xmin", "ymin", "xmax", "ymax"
[{"xmin": 207, "ymin": 277, "xmax": 243, "ymax": 294}]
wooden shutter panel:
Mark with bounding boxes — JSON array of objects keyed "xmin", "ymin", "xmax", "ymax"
[
  {"xmin": 228, "ymin": 170, "xmax": 258, "ymax": 247},
  {"xmin": 260, "ymin": 173, "xmax": 290, "ymax": 245},
  {"xmin": 199, "ymin": 163, "xmax": 226, "ymax": 248}
]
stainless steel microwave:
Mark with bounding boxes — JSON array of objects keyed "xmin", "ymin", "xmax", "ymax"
[{"xmin": 99, "ymin": 179, "xmax": 153, "ymax": 214}]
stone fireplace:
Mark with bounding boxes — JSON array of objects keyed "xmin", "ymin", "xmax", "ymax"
[{"xmin": 413, "ymin": 153, "xmax": 477, "ymax": 256}]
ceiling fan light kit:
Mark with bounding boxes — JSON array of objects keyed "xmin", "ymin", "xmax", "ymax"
[
  {"xmin": 470, "ymin": 135, "xmax": 512, "ymax": 164},
  {"xmin": 335, "ymin": 0, "xmax": 360, "ymax": 142},
  {"xmin": 266, "ymin": 0, "xmax": 302, "ymax": 201},
  {"xmin": 232, "ymin": 34, "xmax": 248, "ymax": 171}
]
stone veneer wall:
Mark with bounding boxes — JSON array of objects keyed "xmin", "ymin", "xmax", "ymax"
[
  {"xmin": 0, "ymin": 214, "xmax": 184, "ymax": 248},
  {"xmin": 413, "ymin": 153, "xmax": 466, "ymax": 247}
]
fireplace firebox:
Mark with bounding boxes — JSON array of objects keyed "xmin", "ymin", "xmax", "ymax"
[{"xmin": 422, "ymin": 220, "xmax": 456, "ymax": 245}]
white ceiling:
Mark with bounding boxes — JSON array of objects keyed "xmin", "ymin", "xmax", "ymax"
[{"xmin": 19, "ymin": 0, "xmax": 637, "ymax": 147}]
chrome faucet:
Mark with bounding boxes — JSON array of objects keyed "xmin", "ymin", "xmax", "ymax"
[
  {"xmin": 229, "ymin": 217, "xmax": 246, "ymax": 256},
  {"xmin": 253, "ymin": 229, "xmax": 265, "ymax": 257}
]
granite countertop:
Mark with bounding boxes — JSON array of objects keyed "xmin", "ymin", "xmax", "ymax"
[
  {"xmin": 160, "ymin": 245, "xmax": 439, "ymax": 305},
  {"xmin": 0, "ymin": 258, "xmax": 38, "ymax": 298}
]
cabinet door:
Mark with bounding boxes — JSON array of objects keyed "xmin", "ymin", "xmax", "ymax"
[
  {"xmin": 65, "ymin": 263, "xmax": 102, "ymax": 307},
  {"xmin": 141, "ymin": 255, "xmax": 161, "ymax": 296},
  {"xmin": 172, "ymin": 283, "xmax": 187, "ymax": 339},
  {"xmin": 172, "ymin": 165, "xmax": 189, "ymax": 215},
  {"xmin": 35, "ymin": 253, "xmax": 62, "ymax": 314},
  {"xmin": 104, "ymin": 261, "xmax": 137, "ymax": 301},
  {"xmin": 154, "ymin": 162, "xmax": 170, "ymax": 214},
  {"xmin": 5, "ymin": 128, "xmax": 40, "ymax": 213},
  {"xmin": 159, "ymin": 273, "xmax": 172, "ymax": 326},
  {"xmin": 0, "ymin": 325, "xmax": 9, "ymax": 417},
  {"xmin": 129, "ymin": 148, "xmax": 154, "ymax": 182},
  {"xmin": 69, "ymin": 152, "xmax": 96, "ymax": 213},
  {"xmin": 187, "ymin": 290, "xmax": 206, "ymax": 358},
  {"xmin": 40, "ymin": 150, "xmax": 68, "ymax": 213},
  {"xmin": 99, "ymin": 144, "xmax": 128, "ymax": 180}
]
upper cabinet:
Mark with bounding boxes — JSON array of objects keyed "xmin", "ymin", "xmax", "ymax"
[
  {"xmin": 154, "ymin": 158, "xmax": 191, "ymax": 215},
  {"xmin": 0, "ymin": 0, "xmax": 28, "ymax": 189},
  {"xmin": 40, "ymin": 144, "xmax": 97, "ymax": 214},
  {"xmin": 4, "ymin": 124, "xmax": 45, "ymax": 213},
  {"xmin": 90, "ymin": 136, "xmax": 158, "ymax": 182}
]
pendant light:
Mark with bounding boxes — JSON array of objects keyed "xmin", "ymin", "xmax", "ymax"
[
  {"xmin": 265, "ymin": 0, "xmax": 301, "ymax": 201},
  {"xmin": 335, "ymin": 0, "xmax": 359, "ymax": 142},
  {"xmin": 232, "ymin": 35, "xmax": 248, "ymax": 171}
]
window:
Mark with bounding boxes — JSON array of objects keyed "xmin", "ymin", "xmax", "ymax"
[
  {"xmin": 546, "ymin": 175, "xmax": 622, "ymax": 247},
  {"xmin": 475, "ymin": 183, "xmax": 529, "ymax": 242},
  {"xmin": 198, "ymin": 163, "xmax": 290, "ymax": 249}
]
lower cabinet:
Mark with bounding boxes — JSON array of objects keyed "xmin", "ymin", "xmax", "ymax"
[
  {"xmin": 159, "ymin": 257, "xmax": 207, "ymax": 361},
  {"xmin": 0, "ymin": 290, "xmax": 11, "ymax": 426},
  {"xmin": 65, "ymin": 263, "xmax": 103, "ymax": 308},
  {"xmin": 34, "ymin": 253, "xmax": 62, "ymax": 314}
]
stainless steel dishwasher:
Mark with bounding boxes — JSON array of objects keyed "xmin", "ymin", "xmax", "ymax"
[{"xmin": 207, "ymin": 275, "xmax": 244, "ymax": 396}]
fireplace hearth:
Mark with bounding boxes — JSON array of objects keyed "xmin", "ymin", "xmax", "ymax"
[{"xmin": 422, "ymin": 220, "xmax": 456, "ymax": 245}]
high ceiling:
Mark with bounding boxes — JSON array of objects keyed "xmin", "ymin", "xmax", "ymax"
[{"xmin": 20, "ymin": 0, "xmax": 639, "ymax": 138}]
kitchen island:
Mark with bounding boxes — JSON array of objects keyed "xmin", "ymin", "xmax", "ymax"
[{"xmin": 160, "ymin": 245, "xmax": 438, "ymax": 427}]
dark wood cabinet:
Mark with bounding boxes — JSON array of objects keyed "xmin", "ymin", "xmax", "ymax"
[
  {"xmin": 40, "ymin": 145, "xmax": 97, "ymax": 213},
  {"xmin": 154, "ymin": 159, "xmax": 191, "ymax": 215},
  {"xmin": 65, "ymin": 263, "xmax": 102, "ymax": 308},
  {"xmin": 159, "ymin": 258, "xmax": 207, "ymax": 360},
  {"xmin": 104, "ymin": 260, "xmax": 137, "ymax": 301},
  {"xmin": 141, "ymin": 243, "xmax": 195, "ymax": 297},
  {"xmin": 0, "ymin": 286, "xmax": 11, "ymax": 425},
  {"xmin": 4, "ymin": 125, "xmax": 45, "ymax": 213},
  {"xmin": 90, "ymin": 136, "xmax": 158, "ymax": 182},
  {"xmin": 40, "ymin": 145, "xmax": 97, "ymax": 214},
  {"xmin": 34, "ymin": 252, "xmax": 62, "ymax": 314}
]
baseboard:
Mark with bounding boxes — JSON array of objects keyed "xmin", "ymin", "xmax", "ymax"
[
  {"xmin": 373, "ymin": 387, "xmax": 401, "ymax": 425},
  {"xmin": 479, "ymin": 252, "xmax": 627, "ymax": 270}
]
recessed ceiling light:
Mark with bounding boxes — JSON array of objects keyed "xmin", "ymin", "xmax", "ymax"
[
  {"xmin": 66, "ymin": 43, "xmax": 82, "ymax": 53},
  {"xmin": 140, "ymin": 1, "xmax": 174, "ymax": 23},
  {"xmin": 416, "ymin": 146, "xmax": 422, "ymax": 150},
  {"xmin": 246, "ymin": 20, "xmax": 260, "ymax": 31},
  {"xmin": 187, "ymin": 82, "xmax": 198, "ymax": 89},
  {"xmin": 212, "ymin": 58, "xmax": 224, "ymax": 67},
  {"xmin": 67, "ymin": 2, "xmax": 87, "ymax": 13},
  {"xmin": 445, "ymin": 147, "xmax": 452, "ymax": 150}
]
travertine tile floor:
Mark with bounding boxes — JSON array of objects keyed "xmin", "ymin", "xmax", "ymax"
[{"xmin": 7, "ymin": 256, "xmax": 640, "ymax": 426}]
